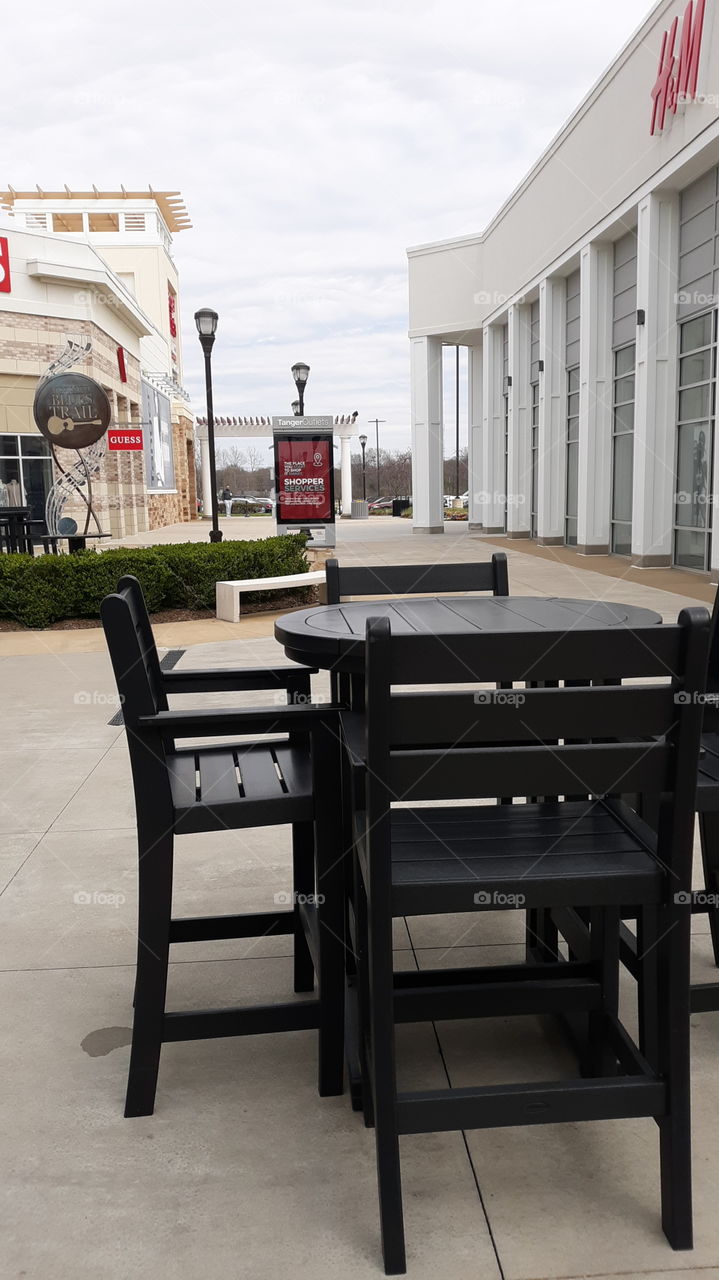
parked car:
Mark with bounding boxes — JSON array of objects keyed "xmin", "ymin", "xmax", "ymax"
[{"xmin": 369, "ymin": 498, "xmax": 394, "ymax": 511}]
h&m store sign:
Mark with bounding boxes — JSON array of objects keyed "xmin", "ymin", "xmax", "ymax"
[{"xmin": 651, "ymin": 0, "xmax": 710, "ymax": 134}]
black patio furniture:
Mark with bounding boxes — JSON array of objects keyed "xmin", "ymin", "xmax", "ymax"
[
  {"xmin": 324, "ymin": 552, "xmax": 509, "ymax": 605},
  {"xmin": 0, "ymin": 506, "xmax": 59, "ymax": 554},
  {"xmin": 341, "ymin": 609, "xmax": 709, "ymax": 1274},
  {"xmin": 101, "ymin": 576, "xmax": 344, "ymax": 1119}
]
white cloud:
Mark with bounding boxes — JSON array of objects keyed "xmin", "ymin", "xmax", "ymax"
[{"xmin": 2, "ymin": 0, "xmax": 655, "ymax": 449}]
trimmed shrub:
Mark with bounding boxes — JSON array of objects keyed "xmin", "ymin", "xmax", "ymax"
[{"xmin": 0, "ymin": 535, "xmax": 310, "ymax": 629}]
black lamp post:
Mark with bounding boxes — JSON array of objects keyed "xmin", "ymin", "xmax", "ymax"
[
  {"xmin": 195, "ymin": 307, "xmax": 222, "ymax": 543},
  {"xmin": 359, "ymin": 433, "xmax": 367, "ymax": 501},
  {"xmin": 291, "ymin": 362, "xmax": 310, "ymax": 416},
  {"xmin": 368, "ymin": 417, "xmax": 386, "ymax": 501},
  {"xmin": 291, "ymin": 400, "xmax": 301, "ymax": 416}
]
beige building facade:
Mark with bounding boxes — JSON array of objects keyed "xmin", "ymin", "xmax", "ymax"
[{"xmin": 0, "ymin": 190, "xmax": 195, "ymax": 537}]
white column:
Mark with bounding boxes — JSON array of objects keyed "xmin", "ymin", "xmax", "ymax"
[
  {"xmin": 507, "ymin": 303, "xmax": 531, "ymax": 536},
  {"xmin": 481, "ymin": 324, "xmax": 506, "ymax": 532},
  {"xmin": 467, "ymin": 343, "xmax": 483, "ymax": 530},
  {"xmin": 633, "ymin": 192, "xmax": 679, "ymax": 567},
  {"xmin": 577, "ymin": 241, "xmax": 613, "ymax": 553},
  {"xmin": 200, "ymin": 436, "xmax": 212, "ymax": 517},
  {"xmin": 410, "ymin": 335, "xmax": 444, "ymax": 533},
  {"xmin": 339, "ymin": 433, "xmax": 353, "ymax": 517},
  {"xmin": 537, "ymin": 276, "xmax": 567, "ymax": 543}
]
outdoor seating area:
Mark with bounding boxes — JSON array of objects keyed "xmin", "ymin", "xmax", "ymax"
[{"xmin": 4, "ymin": 529, "xmax": 719, "ymax": 1279}]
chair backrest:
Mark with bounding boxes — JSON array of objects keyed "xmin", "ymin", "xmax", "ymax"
[
  {"xmin": 362, "ymin": 610, "xmax": 710, "ymax": 880},
  {"xmin": 101, "ymin": 580, "xmax": 173, "ymax": 831},
  {"xmin": 114, "ymin": 575, "xmax": 169, "ymax": 712},
  {"xmin": 325, "ymin": 553, "xmax": 509, "ymax": 604}
]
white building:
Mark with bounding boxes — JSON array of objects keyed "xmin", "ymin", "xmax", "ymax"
[{"xmin": 408, "ymin": 0, "xmax": 719, "ymax": 575}]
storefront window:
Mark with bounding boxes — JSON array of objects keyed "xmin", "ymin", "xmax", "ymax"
[
  {"xmin": 565, "ymin": 366, "xmax": 579, "ymax": 546},
  {"xmin": 141, "ymin": 381, "xmax": 175, "ymax": 491},
  {"xmin": 673, "ymin": 312, "xmax": 716, "ymax": 570},
  {"xmin": 530, "ymin": 380, "xmax": 539, "ymax": 538},
  {"xmin": 611, "ymin": 344, "xmax": 635, "ymax": 555},
  {"xmin": 0, "ymin": 436, "xmax": 53, "ymax": 519}
]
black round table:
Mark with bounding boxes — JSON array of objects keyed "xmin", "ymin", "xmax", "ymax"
[{"xmin": 275, "ymin": 595, "xmax": 663, "ymax": 671}]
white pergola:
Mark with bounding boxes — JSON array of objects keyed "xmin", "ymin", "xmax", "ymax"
[{"xmin": 194, "ymin": 415, "xmax": 358, "ymax": 515}]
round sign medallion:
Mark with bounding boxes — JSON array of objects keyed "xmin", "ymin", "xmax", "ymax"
[{"xmin": 33, "ymin": 373, "xmax": 111, "ymax": 450}]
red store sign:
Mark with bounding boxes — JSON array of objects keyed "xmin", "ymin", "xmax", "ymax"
[
  {"xmin": 108, "ymin": 428, "xmax": 144, "ymax": 451},
  {"xmin": 651, "ymin": 0, "xmax": 707, "ymax": 135},
  {"xmin": 0, "ymin": 237, "xmax": 11, "ymax": 293}
]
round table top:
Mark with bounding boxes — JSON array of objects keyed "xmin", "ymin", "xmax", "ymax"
[{"xmin": 275, "ymin": 595, "xmax": 663, "ymax": 670}]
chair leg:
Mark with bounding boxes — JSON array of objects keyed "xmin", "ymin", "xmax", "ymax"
[
  {"xmin": 586, "ymin": 906, "xmax": 620, "ymax": 1077},
  {"xmin": 125, "ymin": 831, "xmax": 174, "ymax": 1118},
  {"xmin": 367, "ymin": 907, "xmax": 406, "ymax": 1275},
  {"xmin": 637, "ymin": 907, "xmax": 659, "ymax": 1066},
  {"xmin": 315, "ymin": 727, "xmax": 345, "ymax": 1097},
  {"xmin": 292, "ymin": 822, "xmax": 316, "ymax": 993},
  {"xmin": 699, "ymin": 812, "xmax": 719, "ymax": 965},
  {"xmin": 657, "ymin": 902, "xmax": 693, "ymax": 1250}
]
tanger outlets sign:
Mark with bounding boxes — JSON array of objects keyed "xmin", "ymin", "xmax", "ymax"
[
  {"xmin": 273, "ymin": 433, "xmax": 334, "ymax": 525},
  {"xmin": 0, "ymin": 237, "xmax": 10, "ymax": 293},
  {"xmin": 651, "ymin": 0, "xmax": 708, "ymax": 135}
]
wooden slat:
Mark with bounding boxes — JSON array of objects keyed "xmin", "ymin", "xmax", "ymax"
[
  {"xmin": 386, "ymin": 625, "xmax": 683, "ymax": 684},
  {"xmin": 394, "ymin": 977, "xmax": 602, "ymax": 1022},
  {"xmin": 333, "ymin": 561, "xmax": 499, "ymax": 598},
  {"xmin": 162, "ymin": 1000, "xmax": 321, "ymax": 1041},
  {"xmin": 395, "ymin": 1077, "xmax": 666, "ymax": 1134},
  {"xmin": 168, "ymin": 752, "xmax": 198, "ymax": 807},
  {"xmin": 233, "ymin": 743, "xmax": 285, "ymax": 803},
  {"xmin": 389, "ymin": 742, "xmax": 670, "ymax": 801},
  {"xmin": 169, "ymin": 911, "xmax": 294, "ymax": 943},
  {"xmin": 197, "ymin": 750, "xmax": 241, "ymax": 807},
  {"xmin": 389, "ymin": 685, "xmax": 676, "ymax": 747}
]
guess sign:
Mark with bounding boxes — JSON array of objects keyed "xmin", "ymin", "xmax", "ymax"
[
  {"xmin": 108, "ymin": 428, "xmax": 144, "ymax": 451},
  {"xmin": 0, "ymin": 237, "xmax": 10, "ymax": 293},
  {"xmin": 651, "ymin": 0, "xmax": 707, "ymax": 135}
]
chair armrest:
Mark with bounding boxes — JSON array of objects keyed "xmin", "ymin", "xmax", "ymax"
[
  {"xmin": 162, "ymin": 664, "xmax": 318, "ymax": 694},
  {"xmin": 137, "ymin": 704, "xmax": 342, "ymax": 737}
]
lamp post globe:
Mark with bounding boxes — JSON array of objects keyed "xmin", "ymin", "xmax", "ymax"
[
  {"xmin": 194, "ymin": 308, "xmax": 222, "ymax": 542},
  {"xmin": 291, "ymin": 362, "xmax": 310, "ymax": 417}
]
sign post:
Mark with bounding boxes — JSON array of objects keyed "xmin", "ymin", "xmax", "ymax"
[{"xmin": 272, "ymin": 417, "xmax": 336, "ymax": 547}]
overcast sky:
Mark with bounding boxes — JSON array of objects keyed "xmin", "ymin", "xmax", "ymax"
[{"xmin": 2, "ymin": 0, "xmax": 657, "ymax": 454}]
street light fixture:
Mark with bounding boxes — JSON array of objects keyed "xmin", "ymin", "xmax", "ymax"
[
  {"xmin": 194, "ymin": 308, "xmax": 222, "ymax": 542},
  {"xmin": 291, "ymin": 400, "xmax": 301, "ymax": 416},
  {"xmin": 291, "ymin": 362, "xmax": 310, "ymax": 416},
  {"xmin": 358, "ymin": 433, "xmax": 368, "ymax": 501}
]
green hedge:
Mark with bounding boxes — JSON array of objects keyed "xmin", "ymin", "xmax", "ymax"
[{"xmin": 0, "ymin": 535, "xmax": 310, "ymax": 629}]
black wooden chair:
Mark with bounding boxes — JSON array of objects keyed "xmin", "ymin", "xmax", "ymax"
[
  {"xmin": 346, "ymin": 610, "xmax": 708, "ymax": 1274},
  {"xmin": 101, "ymin": 577, "xmax": 344, "ymax": 1118},
  {"xmin": 325, "ymin": 552, "xmax": 508, "ymax": 705},
  {"xmin": 325, "ymin": 551, "xmax": 509, "ymax": 605}
]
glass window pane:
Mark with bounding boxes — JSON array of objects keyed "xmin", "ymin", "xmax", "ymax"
[
  {"xmin": 566, "ymin": 442, "xmax": 578, "ymax": 518},
  {"xmin": 614, "ymin": 375, "xmax": 635, "ymax": 403},
  {"xmin": 674, "ymin": 527, "xmax": 708, "ymax": 570},
  {"xmin": 680, "ymin": 313, "xmax": 713, "ymax": 353},
  {"xmin": 614, "ymin": 402, "xmax": 635, "ymax": 432},
  {"xmin": 612, "ymin": 434, "xmax": 634, "ymax": 522},
  {"xmin": 679, "ymin": 383, "xmax": 712, "ymax": 421},
  {"xmin": 567, "ymin": 367, "xmax": 580, "ymax": 393},
  {"xmin": 568, "ymin": 393, "xmax": 580, "ymax": 419},
  {"xmin": 612, "ymin": 522, "xmax": 632, "ymax": 556},
  {"xmin": 675, "ymin": 423, "xmax": 711, "ymax": 527},
  {"xmin": 680, "ymin": 350, "xmax": 712, "ymax": 385},
  {"xmin": 0, "ymin": 456, "xmax": 23, "ymax": 506},
  {"xmin": 21, "ymin": 457, "xmax": 53, "ymax": 522},
  {"xmin": 615, "ymin": 345, "xmax": 636, "ymax": 376},
  {"xmin": 19, "ymin": 435, "xmax": 50, "ymax": 458},
  {"xmin": 0, "ymin": 436, "xmax": 19, "ymax": 456}
]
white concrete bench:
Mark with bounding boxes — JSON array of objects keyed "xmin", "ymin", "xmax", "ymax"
[{"xmin": 216, "ymin": 570, "xmax": 326, "ymax": 623}]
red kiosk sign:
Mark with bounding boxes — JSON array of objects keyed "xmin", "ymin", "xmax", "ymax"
[
  {"xmin": 274, "ymin": 433, "xmax": 334, "ymax": 525},
  {"xmin": 651, "ymin": 0, "xmax": 707, "ymax": 135},
  {"xmin": 0, "ymin": 237, "xmax": 10, "ymax": 293}
]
